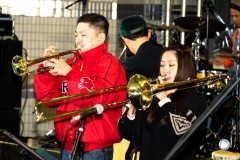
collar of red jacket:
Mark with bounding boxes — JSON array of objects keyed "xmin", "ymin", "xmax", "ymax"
[{"xmin": 80, "ymin": 42, "xmax": 108, "ymax": 60}]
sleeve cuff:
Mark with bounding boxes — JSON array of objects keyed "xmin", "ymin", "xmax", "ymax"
[
  {"xmin": 158, "ymin": 98, "xmax": 171, "ymax": 107},
  {"xmin": 127, "ymin": 115, "xmax": 136, "ymax": 120}
]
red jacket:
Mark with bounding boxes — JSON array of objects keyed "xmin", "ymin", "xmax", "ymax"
[{"xmin": 34, "ymin": 43, "xmax": 127, "ymax": 152}]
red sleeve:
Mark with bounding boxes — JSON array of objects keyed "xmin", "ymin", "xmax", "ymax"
[
  {"xmin": 223, "ymin": 58, "xmax": 234, "ymax": 69},
  {"xmin": 34, "ymin": 69, "xmax": 62, "ymax": 102}
]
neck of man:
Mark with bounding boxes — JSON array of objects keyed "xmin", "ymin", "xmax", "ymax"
[{"xmin": 132, "ymin": 37, "xmax": 150, "ymax": 54}]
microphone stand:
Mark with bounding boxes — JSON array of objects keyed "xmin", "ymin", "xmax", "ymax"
[
  {"xmin": 192, "ymin": 29, "xmax": 201, "ymax": 72},
  {"xmin": 65, "ymin": 0, "xmax": 88, "ymax": 15},
  {"xmin": 202, "ymin": 0, "xmax": 211, "ymax": 77},
  {"xmin": 71, "ymin": 119, "xmax": 85, "ymax": 160},
  {"xmin": 0, "ymin": 129, "xmax": 44, "ymax": 160},
  {"xmin": 233, "ymin": 58, "xmax": 240, "ymax": 152}
]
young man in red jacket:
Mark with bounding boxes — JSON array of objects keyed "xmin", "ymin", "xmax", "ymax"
[{"xmin": 34, "ymin": 13, "xmax": 127, "ymax": 160}]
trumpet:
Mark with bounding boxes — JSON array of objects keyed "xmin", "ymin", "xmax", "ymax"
[
  {"xmin": 33, "ymin": 73, "xmax": 228, "ymax": 122},
  {"xmin": 12, "ymin": 49, "xmax": 79, "ymax": 76}
]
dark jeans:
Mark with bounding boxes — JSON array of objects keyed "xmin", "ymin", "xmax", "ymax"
[{"xmin": 62, "ymin": 146, "xmax": 113, "ymax": 160}]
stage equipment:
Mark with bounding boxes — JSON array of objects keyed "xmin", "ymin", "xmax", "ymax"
[
  {"xmin": 174, "ymin": 16, "xmax": 226, "ymax": 33},
  {"xmin": 0, "ymin": 129, "xmax": 45, "ymax": 160},
  {"xmin": 118, "ymin": 44, "xmax": 127, "ymax": 61},
  {"xmin": 0, "ymin": 40, "xmax": 22, "ymax": 136},
  {"xmin": 216, "ymin": 53, "xmax": 240, "ymax": 60},
  {"xmin": 212, "ymin": 150, "xmax": 240, "ymax": 159},
  {"xmin": 33, "ymin": 74, "xmax": 228, "ymax": 122},
  {"xmin": 147, "ymin": 23, "xmax": 188, "ymax": 32},
  {"xmin": 12, "ymin": 48, "xmax": 79, "ymax": 77},
  {"xmin": 197, "ymin": 70, "xmax": 227, "ymax": 94},
  {"xmin": 219, "ymin": 139, "xmax": 230, "ymax": 150},
  {"xmin": 0, "ymin": 13, "xmax": 13, "ymax": 36},
  {"xmin": 0, "ymin": 40, "xmax": 22, "ymax": 109}
]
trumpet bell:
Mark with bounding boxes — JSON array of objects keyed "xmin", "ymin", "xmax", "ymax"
[
  {"xmin": 12, "ymin": 55, "xmax": 27, "ymax": 77},
  {"xmin": 128, "ymin": 74, "xmax": 153, "ymax": 110},
  {"xmin": 11, "ymin": 49, "xmax": 78, "ymax": 77}
]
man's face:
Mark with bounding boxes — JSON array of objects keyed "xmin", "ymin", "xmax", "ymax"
[
  {"xmin": 75, "ymin": 22, "xmax": 105, "ymax": 53},
  {"xmin": 230, "ymin": 8, "xmax": 240, "ymax": 28}
]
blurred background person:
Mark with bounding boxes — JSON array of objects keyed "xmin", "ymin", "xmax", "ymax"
[{"xmin": 119, "ymin": 15, "xmax": 164, "ymax": 80}]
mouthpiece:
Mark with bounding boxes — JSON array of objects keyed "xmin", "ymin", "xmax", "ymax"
[{"xmin": 161, "ymin": 75, "xmax": 167, "ymax": 81}]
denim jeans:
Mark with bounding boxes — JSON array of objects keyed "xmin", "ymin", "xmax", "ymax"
[
  {"xmin": 61, "ymin": 146, "xmax": 113, "ymax": 160},
  {"xmin": 62, "ymin": 149, "xmax": 81, "ymax": 160}
]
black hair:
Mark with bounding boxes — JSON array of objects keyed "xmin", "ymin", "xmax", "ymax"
[
  {"xmin": 146, "ymin": 45, "xmax": 197, "ymax": 126},
  {"xmin": 77, "ymin": 13, "xmax": 109, "ymax": 36}
]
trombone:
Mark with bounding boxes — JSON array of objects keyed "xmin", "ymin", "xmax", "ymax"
[
  {"xmin": 33, "ymin": 73, "xmax": 228, "ymax": 122},
  {"xmin": 12, "ymin": 49, "xmax": 79, "ymax": 77}
]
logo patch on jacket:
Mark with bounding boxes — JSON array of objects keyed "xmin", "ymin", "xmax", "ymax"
[
  {"xmin": 169, "ymin": 112, "xmax": 192, "ymax": 135},
  {"xmin": 78, "ymin": 77, "xmax": 94, "ymax": 91},
  {"xmin": 62, "ymin": 80, "xmax": 68, "ymax": 93}
]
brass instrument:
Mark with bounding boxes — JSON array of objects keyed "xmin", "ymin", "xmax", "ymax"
[
  {"xmin": 12, "ymin": 49, "xmax": 79, "ymax": 76},
  {"xmin": 33, "ymin": 74, "xmax": 228, "ymax": 122}
]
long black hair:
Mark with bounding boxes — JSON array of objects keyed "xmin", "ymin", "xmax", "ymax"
[{"xmin": 146, "ymin": 45, "xmax": 197, "ymax": 126}]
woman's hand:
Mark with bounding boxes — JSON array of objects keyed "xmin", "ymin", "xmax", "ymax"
[
  {"xmin": 155, "ymin": 75, "xmax": 176, "ymax": 101},
  {"xmin": 127, "ymin": 103, "xmax": 136, "ymax": 120}
]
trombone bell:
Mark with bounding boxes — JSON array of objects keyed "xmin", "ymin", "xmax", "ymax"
[
  {"xmin": 128, "ymin": 74, "xmax": 152, "ymax": 111},
  {"xmin": 127, "ymin": 74, "xmax": 228, "ymax": 110}
]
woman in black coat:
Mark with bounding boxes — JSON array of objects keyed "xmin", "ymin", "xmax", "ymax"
[{"xmin": 118, "ymin": 45, "xmax": 207, "ymax": 160}]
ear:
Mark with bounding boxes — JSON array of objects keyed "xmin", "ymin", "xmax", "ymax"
[
  {"xmin": 147, "ymin": 29, "xmax": 151, "ymax": 39},
  {"xmin": 98, "ymin": 33, "xmax": 106, "ymax": 42}
]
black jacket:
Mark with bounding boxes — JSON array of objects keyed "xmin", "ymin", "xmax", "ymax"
[
  {"xmin": 118, "ymin": 90, "xmax": 207, "ymax": 160},
  {"xmin": 122, "ymin": 41, "xmax": 164, "ymax": 80}
]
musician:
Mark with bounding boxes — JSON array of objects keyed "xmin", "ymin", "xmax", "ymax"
[
  {"xmin": 119, "ymin": 15, "xmax": 164, "ymax": 80},
  {"xmin": 211, "ymin": 0, "xmax": 240, "ymax": 70},
  {"xmin": 118, "ymin": 45, "xmax": 207, "ymax": 160},
  {"xmin": 33, "ymin": 13, "xmax": 127, "ymax": 160},
  {"xmin": 118, "ymin": 15, "xmax": 164, "ymax": 159}
]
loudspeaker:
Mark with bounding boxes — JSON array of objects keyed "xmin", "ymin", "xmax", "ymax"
[
  {"xmin": 0, "ymin": 109, "xmax": 20, "ymax": 137},
  {"xmin": 0, "ymin": 40, "xmax": 22, "ymax": 109},
  {"xmin": 0, "ymin": 14, "xmax": 13, "ymax": 36}
]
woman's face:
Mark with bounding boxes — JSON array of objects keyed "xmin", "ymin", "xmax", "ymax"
[{"xmin": 160, "ymin": 51, "xmax": 178, "ymax": 83}]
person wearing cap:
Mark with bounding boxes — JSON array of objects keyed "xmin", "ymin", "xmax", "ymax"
[
  {"xmin": 117, "ymin": 15, "xmax": 164, "ymax": 159},
  {"xmin": 118, "ymin": 15, "xmax": 164, "ymax": 81}
]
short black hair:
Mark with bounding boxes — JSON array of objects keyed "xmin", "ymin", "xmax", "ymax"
[{"xmin": 77, "ymin": 13, "xmax": 109, "ymax": 36}]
